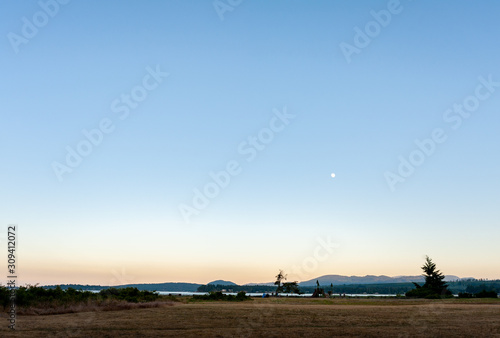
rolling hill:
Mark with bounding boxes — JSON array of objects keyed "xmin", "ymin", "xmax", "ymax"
[{"xmin": 299, "ymin": 274, "xmax": 461, "ymax": 286}]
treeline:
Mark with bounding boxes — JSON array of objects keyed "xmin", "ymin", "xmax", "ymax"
[
  {"xmin": 198, "ymin": 283, "xmax": 416, "ymax": 294},
  {"xmin": 0, "ymin": 285, "xmax": 159, "ymax": 310},
  {"xmin": 44, "ymin": 284, "xmax": 107, "ymax": 291},
  {"xmin": 301, "ymin": 283, "xmax": 415, "ymax": 295},
  {"xmin": 198, "ymin": 280, "xmax": 500, "ymax": 295},
  {"xmin": 449, "ymin": 280, "xmax": 500, "ymax": 294},
  {"xmin": 44, "ymin": 282, "xmax": 201, "ymax": 292}
]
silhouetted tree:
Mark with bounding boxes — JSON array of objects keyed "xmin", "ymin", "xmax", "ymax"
[
  {"xmin": 406, "ymin": 256, "xmax": 452, "ymax": 298},
  {"xmin": 274, "ymin": 270, "xmax": 287, "ymax": 295},
  {"xmin": 282, "ymin": 281, "xmax": 301, "ymax": 294},
  {"xmin": 421, "ymin": 256, "xmax": 448, "ymax": 292},
  {"xmin": 312, "ymin": 280, "xmax": 325, "ymax": 297}
]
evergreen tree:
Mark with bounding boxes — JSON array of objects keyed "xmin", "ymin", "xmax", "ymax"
[
  {"xmin": 421, "ymin": 256, "xmax": 448, "ymax": 293},
  {"xmin": 282, "ymin": 281, "xmax": 301, "ymax": 294},
  {"xmin": 312, "ymin": 280, "xmax": 325, "ymax": 297},
  {"xmin": 406, "ymin": 256, "xmax": 452, "ymax": 298},
  {"xmin": 274, "ymin": 270, "xmax": 286, "ymax": 295}
]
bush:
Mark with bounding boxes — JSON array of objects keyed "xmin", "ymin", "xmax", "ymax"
[
  {"xmin": 458, "ymin": 290, "xmax": 498, "ymax": 298},
  {"xmin": 0, "ymin": 285, "xmax": 160, "ymax": 311},
  {"xmin": 405, "ymin": 287, "xmax": 452, "ymax": 299},
  {"xmin": 99, "ymin": 287, "xmax": 159, "ymax": 303},
  {"xmin": 475, "ymin": 290, "xmax": 498, "ymax": 298},
  {"xmin": 458, "ymin": 292, "xmax": 474, "ymax": 298},
  {"xmin": 192, "ymin": 291, "xmax": 250, "ymax": 301},
  {"xmin": 236, "ymin": 291, "xmax": 247, "ymax": 300}
]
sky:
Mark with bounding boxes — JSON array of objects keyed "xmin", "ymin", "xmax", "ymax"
[{"xmin": 1, "ymin": 0, "xmax": 499, "ymax": 286}]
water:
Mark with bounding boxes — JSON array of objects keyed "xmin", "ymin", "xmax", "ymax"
[
  {"xmin": 84, "ymin": 290, "xmax": 400, "ymax": 297},
  {"xmin": 157, "ymin": 291, "xmax": 399, "ymax": 297}
]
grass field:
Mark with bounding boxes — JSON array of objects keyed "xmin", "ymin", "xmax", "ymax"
[{"xmin": 2, "ymin": 297, "xmax": 500, "ymax": 337}]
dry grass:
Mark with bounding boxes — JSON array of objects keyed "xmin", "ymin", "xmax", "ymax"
[
  {"xmin": 16, "ymin": 299, "xmax": 174, "ymax": 316},
  {"xmin": 1, "ymin": 297, "xmax": 499, "ymax": 337}
]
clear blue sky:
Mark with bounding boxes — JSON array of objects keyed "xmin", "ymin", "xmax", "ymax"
[{"xmin": 1, "ymin": 0, "xmax": 499, "ymax": 285}]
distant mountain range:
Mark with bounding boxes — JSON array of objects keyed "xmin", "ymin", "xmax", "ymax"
[
  {"xmin": 44, "ymin": 274, "xmax": 464, "ymax": 292},
  {"xmin": 208, "ymin": 280, "xmax": 237, "ymax": 286},
  {"xmin": 298, "ymin": 274, "xmax": 461, "ymax": 286},
  {"xmin": 246, "ymin": 274, "xmax": 462, "ymax": 287}
]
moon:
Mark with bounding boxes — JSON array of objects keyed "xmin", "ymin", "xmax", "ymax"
[{"xmin": 330, "ymin": 173, "xmax": 336, "ymax": 178}]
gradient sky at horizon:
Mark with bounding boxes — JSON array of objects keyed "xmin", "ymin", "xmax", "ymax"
[{"xmin": 1, "ymin": 0, "xmax": 499, "ymax": 286}]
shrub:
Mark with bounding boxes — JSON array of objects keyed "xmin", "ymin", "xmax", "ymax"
[
  {"xmin": 406, "ymin": 286, "xmax": 452, "ymax": 299},
  {"xmin": 475, "ymin": 290, "xmax": 498, "ymax": 298},
  {"xmin": 0, "ymin": 285, "xmax": 160, "ymax": 312},
  {"xmin": 192, "ymin": 291, "xmax": 250, "ymax": 301},
  {"xmin": 458, "ymin": 292, "xmax": 474, "ymax": 298},
  {"xmin": 235, "ymin": 291, "xmax": 247, "ymax": 300}
]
